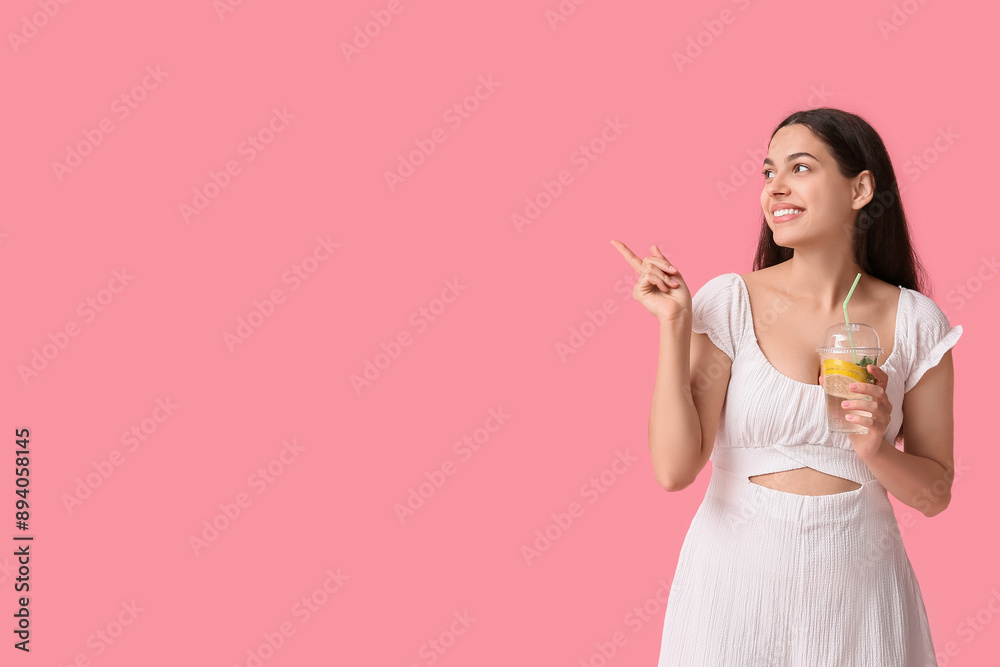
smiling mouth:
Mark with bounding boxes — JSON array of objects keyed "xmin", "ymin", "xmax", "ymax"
[{"xmin": 773, "ymin": 208, "xmax": 804, "ymax": 222}]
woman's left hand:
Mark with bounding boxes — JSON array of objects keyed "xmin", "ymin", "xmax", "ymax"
[{"xmin": 842, "ymin": 364, "xmax": 892, "ymax": 461}]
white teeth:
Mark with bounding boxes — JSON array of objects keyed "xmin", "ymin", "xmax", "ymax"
[{"xmin": 774, "ymin": 208, "xmax": 803, "ymax": 217}]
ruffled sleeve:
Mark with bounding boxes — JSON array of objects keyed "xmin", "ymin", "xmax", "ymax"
[
  {"xmin": 691, "ymin": 273, "xmax": 743, "ymax": 361},
  {"xmin": 901, "ymin": 290, "xmax": 963, "ymax": 393}
]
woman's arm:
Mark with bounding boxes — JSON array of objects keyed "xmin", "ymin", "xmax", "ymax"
[
  {"xmin": 859, "ymin": 349, "xmax": 956, "ymax": 517},
  {"xmin": 648, "ymin": 319, "xmax": 731, "ymax": 491}
]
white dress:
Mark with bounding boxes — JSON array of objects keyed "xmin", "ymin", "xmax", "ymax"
[{"xmin": 657, "ymin": 273, "xmax": 963, "ymax": 667}]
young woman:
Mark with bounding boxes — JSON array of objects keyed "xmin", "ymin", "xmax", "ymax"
[{"xmin": 612, "ymin": 107, "xmax": 960, "ymax": 666}]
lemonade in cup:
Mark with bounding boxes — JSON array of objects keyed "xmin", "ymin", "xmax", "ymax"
[{"xmin": 817, "ymin": 323, "xmax": 882, "ymax": 434}]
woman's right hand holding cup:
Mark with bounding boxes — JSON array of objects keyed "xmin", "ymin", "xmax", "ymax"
[{"xmin": 610, "ymin": 240, "xmax": 692, "ymax": 324}]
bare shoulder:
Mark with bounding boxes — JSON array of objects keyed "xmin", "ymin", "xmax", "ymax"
[
  {"xmin": 739, "ymin": 264, "xmax": 783, "ymax": 291},
  {"xmin": 866, "ymin": 276, "xmax": 903, "ymax": 306},
  {"xmin": 865, "ymin": 274, "xmax": 900, "ymax": 292}
]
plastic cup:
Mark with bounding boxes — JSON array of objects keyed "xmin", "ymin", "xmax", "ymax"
[{"xmin": 816, "ymin": 323, "xmax": 882, "ymax": 434}]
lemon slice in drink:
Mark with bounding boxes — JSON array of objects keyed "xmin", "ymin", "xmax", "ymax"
[
  {"xmin": 823, "ymin": 367, "xmax": 868, "ymax": 384},
  {"xmin": 822, "ymin": 359, "xmax": 873, "ymax": 383},
  {"xmin": 825, "ymin": 373, "xmax": 867, "ymax": 398},
  {"xmin": 822, "ymin": 358, "xmax": 866, "ymax": 372}
]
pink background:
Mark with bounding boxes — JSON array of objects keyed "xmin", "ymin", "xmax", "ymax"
[{"xmin": 3, "ymin": 0, "xmax": 997, "ymax": 665}]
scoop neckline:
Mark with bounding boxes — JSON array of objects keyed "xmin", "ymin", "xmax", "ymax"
[{"xmin": 731, "ymin": 273, "xmax": 903, "ymax": 389}]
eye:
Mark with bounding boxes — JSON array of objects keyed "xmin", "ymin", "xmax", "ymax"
[{"xmin": 761, "ymin": 164, "xmax": 810, "ymax": 179}]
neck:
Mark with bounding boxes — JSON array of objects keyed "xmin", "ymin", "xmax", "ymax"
[{"xmin": 777, "ymin": 246, "xmax": 866, "ymax": 311}]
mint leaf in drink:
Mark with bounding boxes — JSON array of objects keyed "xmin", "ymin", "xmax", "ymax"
[{"xmin": 858, "ymin": 356, "xmax": 878, "ymax": 383}]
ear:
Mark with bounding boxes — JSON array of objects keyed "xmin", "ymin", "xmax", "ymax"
[{"xmin": 851, "ymin": 170, "xmax": 875, "ymax": 210}]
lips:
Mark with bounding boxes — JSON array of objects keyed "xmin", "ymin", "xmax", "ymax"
[
  {"xmin": 772, "ymin": 207, "xmax": 804, "ymax": 222},
  {"xmin": 770, "ymin": 202, "xmax": 804, "ymax": 213}
]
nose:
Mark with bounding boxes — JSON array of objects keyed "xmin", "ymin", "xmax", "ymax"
[{"xmin": 764, "ymin": 170, "xmax": 790, "ymax": 200}]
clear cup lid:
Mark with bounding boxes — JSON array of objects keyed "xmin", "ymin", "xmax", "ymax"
[{"xmin": 816, "ymin": 322, "xmax": 882, "ymax": 354}]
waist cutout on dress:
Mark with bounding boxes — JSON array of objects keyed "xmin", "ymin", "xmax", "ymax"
[{"xmin": 711, "ymin": 445, "xmax": 876, "ymax": 486}]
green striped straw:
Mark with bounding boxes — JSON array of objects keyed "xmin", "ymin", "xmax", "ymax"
[{"xmin": 843, "ymin": 272, "xmax": 862, "ymax": 364}]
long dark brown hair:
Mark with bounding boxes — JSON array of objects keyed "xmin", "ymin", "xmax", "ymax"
[{"xmin": 752, "ymin": 108, "xmax": 928, "ymax": 294}]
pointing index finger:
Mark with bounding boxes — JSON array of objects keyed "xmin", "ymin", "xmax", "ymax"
[{"xmin": 610, "ymin": 240, "xmax": 643, "ymax": 273}]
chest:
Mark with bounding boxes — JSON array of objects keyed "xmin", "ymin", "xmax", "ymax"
[{"xmin": 747, "ymin": 291, "xmax": 898, "ymax": 386}]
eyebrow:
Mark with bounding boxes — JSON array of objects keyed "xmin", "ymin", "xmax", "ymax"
[{"xmin": 762, "ymin": 152, "xmax": 819, "ymax": 167}]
